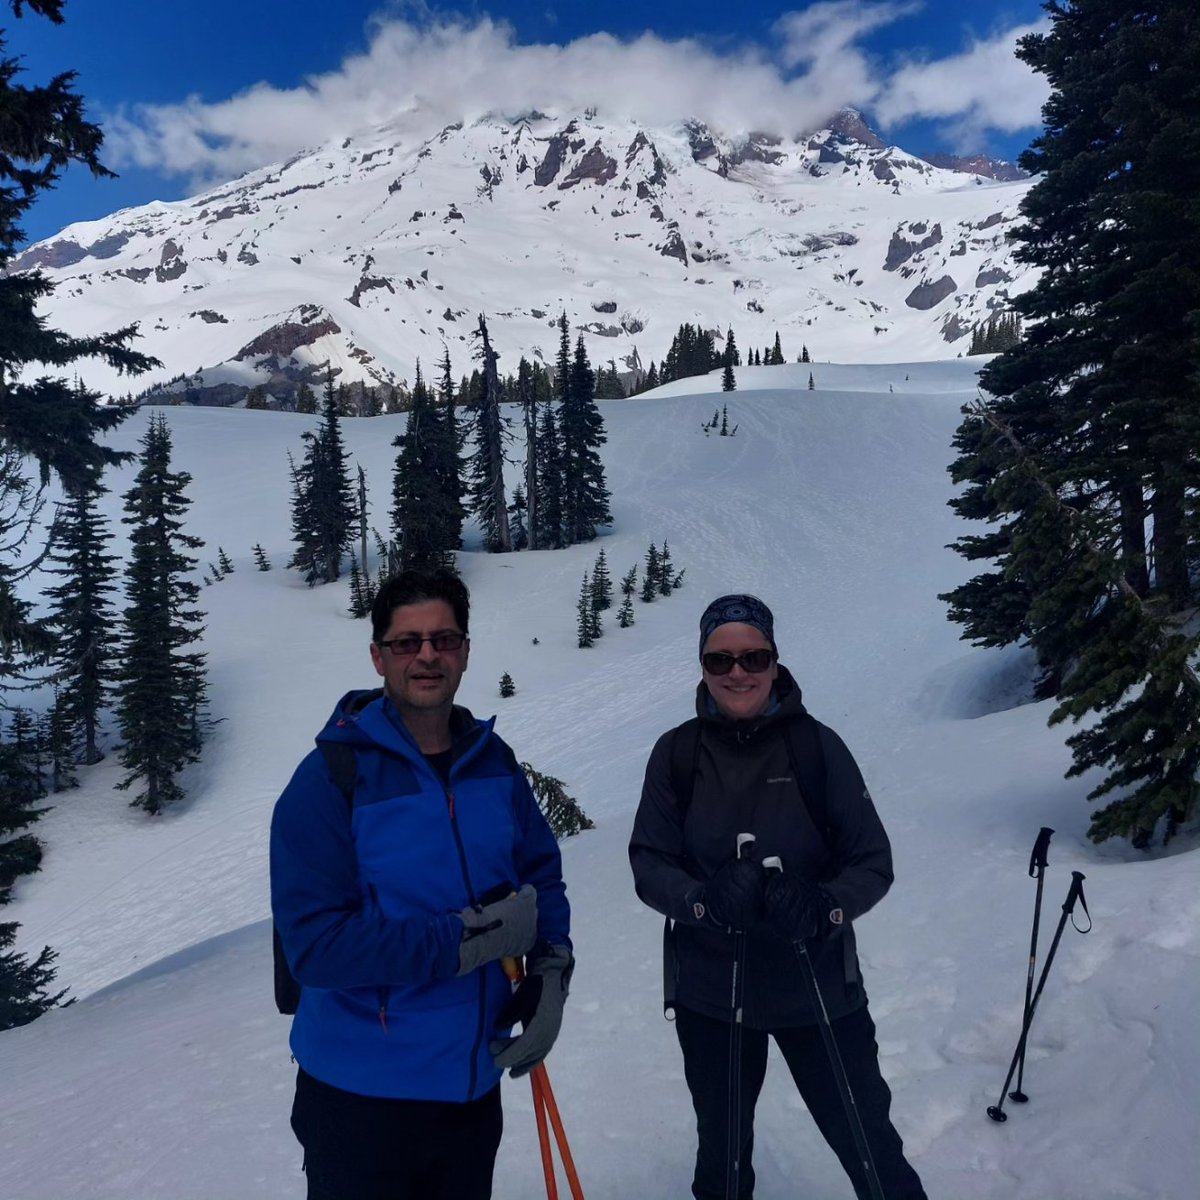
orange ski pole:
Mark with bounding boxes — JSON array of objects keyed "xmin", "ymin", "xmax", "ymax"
[{"xmin": 531, "ymin": 1070, "xmax": 559, "ymax": 1200}]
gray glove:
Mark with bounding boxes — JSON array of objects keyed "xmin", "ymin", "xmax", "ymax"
[
  {"xmin": 490, "ymin": 943, "xmax": 574, "ymax": 1077},
  {"xmin": 455, "ymin": 884, "xmax": 538, "ymax": 977}
]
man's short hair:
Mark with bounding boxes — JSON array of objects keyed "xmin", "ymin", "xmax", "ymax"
[{"xmin": 370, "ymin": 567, "xmax": 471, "ymax": 642}]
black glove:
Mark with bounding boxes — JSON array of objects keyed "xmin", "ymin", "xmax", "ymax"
[
  {"xmin": 490, "ymin": 943, "xmax": 574, "ymax": 1077},
  {"xmin": 701, "ymin": 857, "xmax": 765, "ymax": 929},
  {"xmin": 763, "ymin": 872, "xmax": 836, "ymax": 942},
  {"xmin": 455, "ymin": 885, "xmax": 538, "ymax": 976}
]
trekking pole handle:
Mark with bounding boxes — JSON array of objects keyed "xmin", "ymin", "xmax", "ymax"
[
  {"xmin": 736, "ymin": 832, "xmax": 756, "ymax": 860},
  {"xmin": 1029, "ymin": 827, "xmax": 1054, "ymax": 877},
  {"xmin": 763, "ymin": 855, "xmax": 782, "ymax": 872},
  {"xmin": 1063, "ymin": 870, "xmax": 1087, "ymax": 917}
]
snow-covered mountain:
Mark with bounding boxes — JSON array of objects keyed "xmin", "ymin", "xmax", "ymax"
[{"xmin": 16, "ymin": 110, "xmax": 1035, "ymax": 403}]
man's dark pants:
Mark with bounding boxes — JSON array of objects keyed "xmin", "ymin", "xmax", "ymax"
[
  {"xmin": 675, "ymin": 1003, "xmax": 927, "ymax": 1200},
  {"xmin": 291, "ymin": 1068, "xmax": 503, "ymax": 1200}
]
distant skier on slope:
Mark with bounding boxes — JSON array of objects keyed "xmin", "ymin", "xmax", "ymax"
[
  {"xmin": 630, "ymin": 593, "xmax": 926, "ymax": 1200},
  {"xmin": 272, "ymin": 568, "xmax": 572, "ymax": 1199}
]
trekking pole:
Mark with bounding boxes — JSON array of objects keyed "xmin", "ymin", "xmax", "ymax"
[
  {"xmin": 726, "ymin": 832, "xmax": 755, "ymax": 1200},
  {"xmin": 501, "ymin": 956, "xmax": 586, "ymax": 1200},
  {"xmin": 763, "ymin": 856, "xmax": 886, "ymax": 1200},
  {"xmin": 987, "ymin": 870, "xmax": 1090, "ymax": 1123},
  {"xmin": 1010, "ymin": 827, "xmax": 1054, "ymax": 1104}
]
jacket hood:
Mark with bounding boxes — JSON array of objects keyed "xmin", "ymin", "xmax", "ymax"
[
  {"xmin": 316, "ymin": 687, "xmax": 492, "ymax": 760},
  {"xmin": 694, "ymin": 663, "xmax": 808, "ymax": 736}
]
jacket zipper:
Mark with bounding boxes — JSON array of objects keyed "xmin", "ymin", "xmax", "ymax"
[{"xmin": 445, "ymin": 785, "xmax": 485, "ymax": 1101}]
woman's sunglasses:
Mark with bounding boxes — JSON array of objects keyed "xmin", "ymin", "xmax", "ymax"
[{"xmin": 701, "ymin": 649, "xmax": 775, "ymax": 675}]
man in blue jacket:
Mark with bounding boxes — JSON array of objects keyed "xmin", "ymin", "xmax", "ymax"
[{"xmin": 272, "ymin": 567, "xmax": 572, "ymax": 1200}]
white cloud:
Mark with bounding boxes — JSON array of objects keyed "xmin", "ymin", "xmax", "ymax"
[
  {"xmin": 103, "ymin": 5, "xmax": 1047, "ymax": 188},
  {"xmin": 874, "ymin": 19, "xmax": 1052, "ymax": 150}
]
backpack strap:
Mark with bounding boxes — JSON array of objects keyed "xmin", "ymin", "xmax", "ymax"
[
  {"xmin": 668, "ymin": 717, "xmax": 704, "ymax": 823},
  {"xmin": 273, "ymin": 741, "xmax": 358, "ymax": 1016}
]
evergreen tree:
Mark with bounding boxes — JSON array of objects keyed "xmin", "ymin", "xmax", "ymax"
[
  {"xmin": 244, "ymin": 385, "xmax": 270, "ymax": 410},
  {"xmin": 642, "ymin": 362, "xmax": 659, "ymax": 392},
  {"xmin": 435, "ymin": 348, "xmax": 467, "ymax": 552},
  {"xmin": 253, "ymin": 544, "xmax": 271, "ymax": 571},
  {"xmin": 577, "ymin": 571, "xmax": 596, "ymax": 648},
  {"xmin": 295, "ymin": 383, "xmax": 317, "ymax": 414},
  {"xmin": 619, "ymin": 563, "xmax": 638, "ymax": 598},
  {"xmin": 0, "ymin": 924, "xmax": 65, "ymax": 1031},
  {"xmin": 641, "ymin": 543, "xmax": 660, "ymax": 602},
  {"xmin": 518, "ymin": 761, "xmax": 593, "ymax": 839},
  {"xmin": 560, "ymin": 331, "xmax": 612, "ymax": 544},
  {"xmin": 722, "ymin": 359, "xmax": 736, "ymax": 392},
  {"xmin": 808, "ymin": 372, "xmax": 815, "ymax": 390},
  {"xmin": 217, "ymin": 546, "xmax": 234, "ymax": 575},
  {"xmin": 617, "ymin": 593, "xmax": 635, "ymax": 628},
  {"xmin": 535, "ymin": 392, "xmax": 565, "ymax": 550},
  {"xmin": 720, "ymin": 405, "xmax": 730, "ymax": 436},
  {"xmin": 0, "ymin": 710, "xmax": 45, "ymax": 907},
  {"xmin": 801, "ymin": 344, "xmax": 811, "ymax": 363},
  {"xmin": 466, "ymin": 316, "xmax": 512, "ymax": 553},
  {"xmin": 518, "ymin": 356, "xmax": 539, "ymax": 550},
  {"xmin": 115, "ymin": 412, "xmax": 208, "ymax": 815},
  {"xmin": 391, "ymin": 363, "xmax": 459, "ymax": 571},
  {"xmin": 591, "ymin": 547, "xmax": 612, "ymax": 611},
  {"xmin": 499, "ymin": 671, "xmax": 516, "ymax": 698},
  {"xmin": 41, "ymin": 483, "xmax": 119, "ymax": 765},
  {"xmin": 288, "ymin": 372, "xmax": 357, "ymax": 584},
  {"xmin": 508, "ymin": 484, "xmax": 529, "ymax": 551},
  {"xmin": 658, "ymin": 541, "xmax": 675, "ymax": 597},
  {"xmin": 347, "ymin": 559, "xmax": 370, "ymax": 619}
]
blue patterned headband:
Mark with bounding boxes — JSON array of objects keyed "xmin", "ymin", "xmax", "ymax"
[{"xmin": 698, "ymin": 594, "xmax": 776, "ymax": 657}]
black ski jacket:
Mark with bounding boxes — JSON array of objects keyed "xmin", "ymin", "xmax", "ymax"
[{"xmin": 628, "ymin": 666, "xmax": 894, "ymax": 1028}]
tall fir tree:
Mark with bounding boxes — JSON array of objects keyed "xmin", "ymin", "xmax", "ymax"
[
  {"xmin": 560, "ymin": 330, "xmax": 613, "ymax": 544},
  {"xmin": 41, "ymin": 483, "xmax": 119, "ymax": 765},
  {"xmin": 535, "ymin": 396, "xmax": 565, "ymax": 550},
  {"xmin": 590, "ymin": 547, "xmax": 612, "ymax": 611},
  {"xmin": 641, "ymin": 543, "xmax": 660, "ymax": 602},
  {"xmin": 466, "ymin": 316, "xmax": 512, "ymax": 553},
  {"xmin": 518, "ymin": 356, "xmax": 539, "ymax": 550},
  {"xmin": 0, "ymin": 0, "xmax": 157, "ymax": 1026},
  {"xmin": 942, "ymin": 0, "xmax": 1200, "ymax": 846},
  {"xmin": 288, "ymin": 372, "xmax": 357, "ymax": 584},
  {"xmin": 115, "ymin": 413, "xmax": 208, "ymax": 815},
  {"xmin": 576, "ymin": 571, "xmax": 596, "ymax": 648}
]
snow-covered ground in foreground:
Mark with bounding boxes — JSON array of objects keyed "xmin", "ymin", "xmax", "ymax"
[{"xmin": 2, "ymin": 360, "xmax": 1197, "ymax": 1199}]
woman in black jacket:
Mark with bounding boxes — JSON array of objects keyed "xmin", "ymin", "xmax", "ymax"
[{"xmin": 629, "ymin": 594, "xmax": 926, "ymax": 1200}]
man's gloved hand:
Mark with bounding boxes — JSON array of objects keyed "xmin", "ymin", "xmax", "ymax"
[
  {"xmin": 701, "ymin": 857, "xmax": 765, "ymax": 929},
  {"xmin": 456, "ymin": 885, "xmax": 538, "ymax": 976},
  {"xmin": 763, "ymin": 872, "xmax": 837, "ymax": 942},
  {"xmin": 490, "ymin": 943, "xmax": 574, "ymax": 1077}
]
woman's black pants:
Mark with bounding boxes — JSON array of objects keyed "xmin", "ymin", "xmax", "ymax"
[{"xmin": 675, "ymin": 1003, "xmax": 927, "ymax": 1200}]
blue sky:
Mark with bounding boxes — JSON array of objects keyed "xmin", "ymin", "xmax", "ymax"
[{"xmin": 12, "ymin": 0, "xmax": 1050, "ymax": 245}]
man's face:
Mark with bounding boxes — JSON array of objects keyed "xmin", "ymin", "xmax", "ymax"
[
  {"xmin": 369, "ymin": 599, "xmax": 470, "ymax": 718},
  {"xmin": 701, "ymin": 622, "xmax": 778, "ymax": 721}
]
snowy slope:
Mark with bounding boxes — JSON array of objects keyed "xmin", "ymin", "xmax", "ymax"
[
  {"xmin": 1, "ymin": 361, "xmax": 1196, "ymax": 1200},
  {"xmin": 17, "ymin": 113, "xmax": 1035, "ymax": 400}
]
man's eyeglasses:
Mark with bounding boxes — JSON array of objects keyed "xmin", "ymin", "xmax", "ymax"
[
  {"xmin": 701, "ymin": 649, "xmax": 775, "ymax": 676},
  {"xmin": 377, "ymin": 632, "xmax": 467, "ymax": 657}
]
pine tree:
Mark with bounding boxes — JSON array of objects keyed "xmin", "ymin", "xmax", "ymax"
[
  {"xmin": 641, "ymin": 544, "xmax": 660, "ymax": 602},
  {"xmin": 942, "ymin": 0, "xmax": 1200, "ymax": 845},
  {"xmin": 591, "ymin": 547, "xmax": 612, "ymax": 611},
  {"xmin": 722, "ymin": 359, "xmax": 736, "ymax": 392},
  {"xmin": 617, "ymin": 593, "xmax": 635, "ymax": 628},
  {"xmin": 295, "ymin": 383, "xmax": 317, "ymax": 414},
  {"xmin": 657, "ymin": 541, "xmax": 675, "ymax": 597},
  {"xmin": 518, "ymin": 761, "xmax": 593, "ymax": 839},
  {"xmin": 41, "ymin": 483, "xmax": 119, "ymax": 765},
  {"xmin": 560, "ymin": 330, "xmax": 612, "ymax": 544},
  {"xmin": 115, "ymin": 413, "xmax": 208, "ymax": 815},
  {"xmin": 508, "ymin": 484, "xmax": 529, "ymax": 551},
  {"xmin": 217, "ymin": 546, "xmax": 234, "ymax": 575},
  {"xmin": 0, "ymin": 924, "xmax": 65, "ymax": 1031},
  {"xmin": 288, "ymin": 372, "xmax": 357, "ymax": 584},
  {"xmin": 808, "ymin": 373, "xmax": 815, "ymax": 390},
  {"xmin": 244, "ymin": 385, "xmax": 270, "ymax": 410},
  {"xmin": 518, "ymin": 356, "xmax": 539, "ymax": 550},
  {"xmin": 801, "ymin": 344, "xmax": 811, "ymax": 363},
  {"xmin": 499, "ymin": 671, "xmax": 516, "ymax": 698},
  {"xmin": 391, "ymin": 363, "xmax": 460, "ymax": 571},
  {"xmin": 720, "ymin": 405, "xmax": 729, "ymax": 436},
  {"xmin": 466, "ymin": 316, "xmax": 512, "ymax": 552},
  {"xmin": 577, "ymin": 571, "xmax": 596, "ymax": 648},
  {"xmin": 38, "ymin": 692, "xmax": 76, "ymax": 793},
  {"xmin": 619, "ymin": 563, "xmax": 638, "ymax": 598},
  {"xmin": 0, "ymin": 710, "xmax": 45, "ymax": 908},
  {"xmin": 252, "ymin": 544, "xmax": 271, "ymax": 571},
  {"xmin": 535, "ymin": 396, "xmax": 565, "ymax": 550},
  {"xmin": 347, "ymin": 559, "xmax": 370, "ymax": 619},
  {"xmin": 434, "ymin": 348, "xmax": 467, "ymax": 553}
]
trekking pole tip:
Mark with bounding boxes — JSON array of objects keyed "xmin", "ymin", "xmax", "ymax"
[{"xmin": 986, "ymin": 1105, "xmax": 1008, "ymax": 1123}]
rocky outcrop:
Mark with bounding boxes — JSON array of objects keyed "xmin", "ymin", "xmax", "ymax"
[
  {"xmin": 560, "ymin": 144, "xmax": 618, "ymax": 189},
  {"xmin": 905, "ymin": 276, "xmax": 957, "ymax": 310},
  {"xmin": 191, "ymin": 309, "xmax": 228, "ymax": 324},
  {"xmin": 884, "ymin": 223, "xmax": 944, "ymax": 271},
  {"xmin": 923, "ymin": 153, "xmax": 1027, "ymax": 182},
  {"xmin": 234, "ymin": 307, "xmax": 340, "ymax": 361},
  {"xmin": 348, "ymin": 275, "xmax": 395, "ymax": 307},
  {"xmin": 659, "ymin": 230, "xmax": 688, "ymax": 265},
  {"xmin": 975, "ymin": 267, "xmax": 1012, "ymax": 288}
]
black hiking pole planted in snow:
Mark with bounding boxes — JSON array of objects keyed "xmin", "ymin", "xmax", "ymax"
[
  {"xmin": 726, "ymin": 832, "xmax": 755, "ymax": 1200},
  {"xmin": 763, "ymin": 856, "xmax": 886, "ymax": 1200},
  {"xmin": 1011, "ymin": 827, "xmax": 1054, "ymax": 1104},
  {"xmin": 987, "ymin": 870, "xmax": 1091, "ymax": 1123}
]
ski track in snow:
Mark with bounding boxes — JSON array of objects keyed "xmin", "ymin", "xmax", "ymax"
[{"xmin": 2, "ymin": 361, "xmax": 1197, "ymax": 1200}]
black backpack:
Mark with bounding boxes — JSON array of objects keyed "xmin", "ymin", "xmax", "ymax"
[{"xmin": 273, "ymin": 741, "xmax": 358, "ymax": 1015}]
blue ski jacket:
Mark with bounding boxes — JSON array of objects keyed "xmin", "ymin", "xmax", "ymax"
[{"xmin": 270, "ymin": 689, "xmax": 570, "ymax": 1100}]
